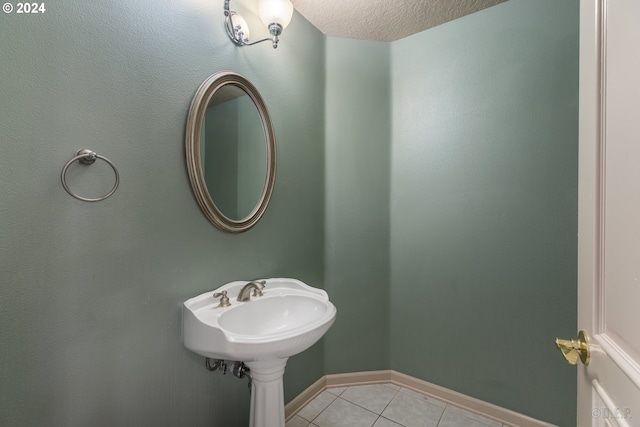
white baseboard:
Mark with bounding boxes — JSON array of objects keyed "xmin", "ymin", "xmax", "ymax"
[{"xmin": 285, "ymin": 370, "xmax": 558, "ymax": 427}]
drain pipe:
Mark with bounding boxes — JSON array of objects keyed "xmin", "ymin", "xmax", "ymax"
[{"xmin": 205, "ymin": 358, "xmax": 228, "ymax": 373}]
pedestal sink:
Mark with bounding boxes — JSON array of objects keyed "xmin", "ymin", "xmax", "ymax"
[{"xmin": 181, "ymin": 278, "xmax": 337, "ymax": 427}]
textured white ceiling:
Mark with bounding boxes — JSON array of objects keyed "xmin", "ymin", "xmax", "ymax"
[{"xmin": 290, "ymin": 0, "xmax": 508, "ymax": 42}]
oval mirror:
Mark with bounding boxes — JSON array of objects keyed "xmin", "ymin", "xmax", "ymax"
[{"xmin": 185, "ymin": 71, "xmax": 276, "ymax": 233}]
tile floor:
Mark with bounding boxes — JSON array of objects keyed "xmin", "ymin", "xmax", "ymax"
[{"xmin": 286, "ymin": 383, "xmax": 515, "ymax": 427}]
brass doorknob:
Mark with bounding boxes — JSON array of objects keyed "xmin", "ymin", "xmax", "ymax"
[{"xmin": 555, "ymin": 330, "xmax": 590, "ymax": 365}]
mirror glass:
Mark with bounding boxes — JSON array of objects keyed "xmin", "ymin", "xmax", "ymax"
[
  {"xmin": 186, "ymin": 72, "xmax": 276, "ymax": 233},
  {"xmin": 202, "ymin": 85, "xmax": 267, "ymax": 220}
]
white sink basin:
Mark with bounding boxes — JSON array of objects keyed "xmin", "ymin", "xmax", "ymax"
[{"xmin": 182, "ymin": 278, "xmax": 336, "ymax": 362}]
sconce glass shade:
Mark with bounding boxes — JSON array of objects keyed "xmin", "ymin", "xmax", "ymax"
[
  {"xmin": 258, "ymin": 0, "xmax": 294, "ymax": 30},
  {"xmin": 224, "ymin": 0, "xmax": 292, "ymax": 49}
]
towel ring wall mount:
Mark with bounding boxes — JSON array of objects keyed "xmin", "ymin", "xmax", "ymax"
[{"xmin": 61, "ymin": 149, "xmax": 120, "ymax": 202}]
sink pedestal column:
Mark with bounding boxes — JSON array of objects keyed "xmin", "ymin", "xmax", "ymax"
[{"xmin": 245, "ymin": 358, "xmax": 289, "ymax": 427}]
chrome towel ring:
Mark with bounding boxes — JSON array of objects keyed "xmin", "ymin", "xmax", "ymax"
[{"xmin": 61, "ymin": 149, "xmax": 120, "ymax": 202}]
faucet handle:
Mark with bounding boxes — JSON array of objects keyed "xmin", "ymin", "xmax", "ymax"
[
  {"xmin": 252, "ymin": 280, "xmax": 266, "ymax": 297},
  {"xmin": 213, "ymin": 290, "xmax": 231, "ymax": 307}
]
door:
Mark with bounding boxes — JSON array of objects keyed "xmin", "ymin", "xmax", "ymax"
[{"xmin": 573, "ymin": 0, "xmax": 640, "ymax": 426}]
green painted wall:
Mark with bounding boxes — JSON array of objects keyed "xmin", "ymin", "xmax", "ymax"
[
  {"xmin": 324, "ymin": 38, "xmax": 391, "ymax": 373},
  {"xmin": 389, "ymin": 1, "xmax": 578, "ymax": 425},
  {"xmin": 0, "ymin": 0, "xmax": 325, "ymax": 425}
]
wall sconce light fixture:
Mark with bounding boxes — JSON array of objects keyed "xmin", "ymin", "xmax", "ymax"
[{"xmin": 224, "ymin": 0, "xmax": 294, "ymax": 49}]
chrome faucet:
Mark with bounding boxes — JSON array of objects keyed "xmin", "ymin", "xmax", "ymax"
[{"xmin": 237, "ymin": 280, "xmax": 266, "ymax": 302}]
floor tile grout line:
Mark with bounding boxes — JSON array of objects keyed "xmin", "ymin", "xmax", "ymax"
[
  {"xmin": 295, "ymin": 390, "xmax": 337, "ymax": 424},
  {"xmin": 306, "ymin": 391, "xmax": 339, "ymax": 424},
  {"xmin": 338, "ymin": 385, "xmax": 401, "ymax": 417},
  {"xmin": 434, "ymin": 403, "xmax": 448, "ymax": 427},
  {"xmin": 315, "ymin": 385, "xmax": 403, "ymax": 427},
  {"xmin": 369, "ymin": 386, "xmax": 403, "ymax": 427},
  {"xmin": 378, "ymin": 414, "xmax": 410, "ymax": 427},
  {"xmin": 296, "ymin": 382, "xmax": 514, "ymax": 427},
  {"xmin": 377, "ymin": 387, "xmax": 400, "ymax": 418},
  {"xmin": 295, "ymin": 383, "xmax": 505, "ymax": 427},
  {"xmin": 334, "ymin": 396, "xmax": 381, "ymax": 417},
  {"xmin": 305, "ymin": 395, "xmax": 379, "ymax": 426}
]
